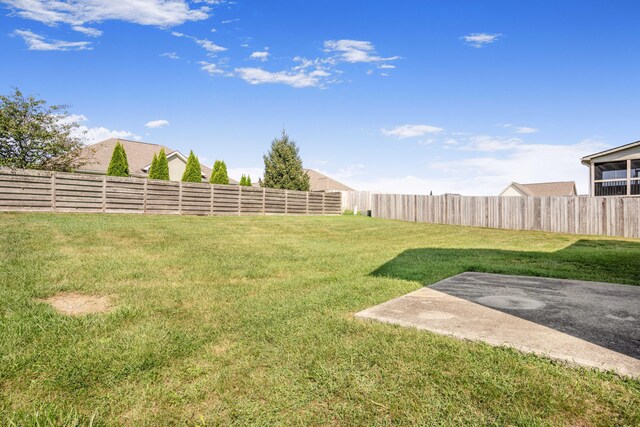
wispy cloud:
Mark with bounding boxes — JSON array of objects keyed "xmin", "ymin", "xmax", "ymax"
[
  {"xmin": 145, "ymin": 119, "xmax": 169, "ymax": 129},
  {"xmin": 462, "ymin": 33, "xmax": 502, "ymax": 48},
  {"xmin": 2, "ymin": 0, "xmax": 210, "ymax": 30},
  {"xmin": 71, "ymin": 26, "xmax": 102, "ymax": 37},
  {"xmin": 161, "ymin": 51, "xmax": 180, "ymax": 59},
  {"xmin": 515, "ymin": 127, "xmax": 538, "ymax": 134},
  {"xmin": 249, "ymin": 51, "xmax": 270, "ymax": 61},
  {"xmin": 13, "ymin": 30, "xmax": 91, "ymax": 51},
  {"xmin": 382, "ymin": 124, "xmax": 444, "ymax": 139},
  {"xmin": 199, "ymin": 61, "xmax": 231, "ymax": 76},
  {"xmin": 172, "ymin": 31, "xmax": 227, "ymax": 54},
  {"xmin": 324, "ymin": 39, "xmax": 399, "ymax": 63},
  {"xmin": 67, "ymin": 114, "xmax": 141, "ymax": 143},
  {"xmin": 221, "ymin": 18, "xmax": 239, "ymax": 24},
  {"xmin": 235, "ymin": 67, "xmax": 330, "ymax": 88}
]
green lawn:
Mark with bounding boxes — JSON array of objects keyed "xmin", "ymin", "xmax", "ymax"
[{"xmin": 1, "ymin": 213, "xmax": 639, "ymax": 426}]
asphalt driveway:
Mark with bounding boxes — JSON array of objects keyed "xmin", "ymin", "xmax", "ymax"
[{"xmin": 430, "ymin": 272, "xmax": 640, "ymax": 359}]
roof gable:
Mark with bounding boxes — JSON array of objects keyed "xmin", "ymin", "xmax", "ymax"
[
  {"xmin": 581, "ymin": 140, "xmax": 640, "ymax": 164},
  {"xmin": 77, "ymin": 138, "xmax": 213, "ymax": 179},
  {"xmin": 500, "ymin": 181, "xmax": 577, "ymax": 196},
  {"xmin": 304, "ymin": 169, "xmax": 354, "ymax": 192}
]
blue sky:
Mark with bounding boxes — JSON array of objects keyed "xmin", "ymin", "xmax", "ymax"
[{"xmin": 2, "ymin": 0, "xmax": 639, "ymax": 194}]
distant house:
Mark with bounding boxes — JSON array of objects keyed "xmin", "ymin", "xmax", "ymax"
[
  {"xmin": 499, "ymin": 181, "xmax": 577, "ymax": 197},
  {"xmin": 77, "ymin": 138, "xmax": 238, "ymax": 184},
  {"xmin": 581, "ymin": 140, "xmax": 640, "ymax": 196},
  {"xmin": 304, "ymin": 169, "xmax": 354, "ymax": 192}
]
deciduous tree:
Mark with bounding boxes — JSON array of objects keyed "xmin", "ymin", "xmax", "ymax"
[{"xmin": 0, "ymin": 88, "xmax": 85, "ymax": 171}]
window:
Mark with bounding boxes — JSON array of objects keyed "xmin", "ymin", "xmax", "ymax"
[
  {"xmin": 632, "ymin": 160, "xmax": 640, "ymax": 178},
  {"xmin": 595, "ymin": 161, "xmax": 627, "ymax": 180}
]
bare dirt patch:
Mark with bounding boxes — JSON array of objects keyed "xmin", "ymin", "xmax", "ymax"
[{"xmin": 40, "ymin": 293, "xmax": 112, "ymax": 316}]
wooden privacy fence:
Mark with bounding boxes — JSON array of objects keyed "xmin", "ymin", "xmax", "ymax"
[
  {"xmin": 341, "ymin": 191, "xmax": 640, "ymax": 239},
  {"xmin": 0, "ymin": 168, "xmax": 341, "ymax": 216}
]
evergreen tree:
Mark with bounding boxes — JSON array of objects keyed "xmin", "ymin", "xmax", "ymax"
[
  {"xmin": 148, "ymin": 153, "xmax": 158, "ymax": 179},
  {"xmin": 245, "ymin": 175, "xmax": 252, "ymax": 186},
  {"xmin": 260, "ymin": 130, "xmax": 310, "ymax": 191},
  {"xmin": 209, "ymin": 160, "xmax": 230, "ymax": 184},
  {"xmin": 181, "ymin": 150, "xmax": 202, "ymax": 182},
  {"xmin": 106, "ymin": 141, "xmax": 129, "ymax": 177},
  {"xmin": 156, "ymin": 148, "xmax": 170, "ymax": 180},
  {"xmin": 239, "ymin": 175, "xmax": 246, "ymax": 186}
]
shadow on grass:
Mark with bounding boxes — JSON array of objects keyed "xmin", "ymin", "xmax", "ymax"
[
  {"xmin": 371, "ymin": 239, "xmax": 640, "ymax": 286},
  {"xmin": 371, "ymin": 240, "xmax": 640, "ymax": 359}
]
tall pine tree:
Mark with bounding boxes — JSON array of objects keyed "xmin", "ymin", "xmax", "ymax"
[
  {"xmin": 106, "ymin": 141, "xmax": 129, "ymax": 177},
  {"xmin": 155, "ymin": 148, "xmax": 170, "ymax": 180},
  {"xmin": 148, "ymin": 153, "xmax": 158, "ymax": 179},
  {"xmin": 239, "ymin": 174, "xmax": 252, "ymax": 186},
  {"xmin": 261, "ymin": 130, "xmax": 310, "ymax": 191},
  {"xmin": 181, "ymin": 151, "xmax": 202, "ymax": 182},
  {"xmin": 210, "ymin": 160, "xmax": 230, "ymax": 184}
]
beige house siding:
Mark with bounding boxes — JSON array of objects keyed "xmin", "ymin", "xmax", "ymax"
[
  {"xmin": 167, "ymin": 155, "xmax": 188, "ymax": 182},
  {"xmin": 500, "ymin": 185, "xmax": 526, "ymax": 196}
]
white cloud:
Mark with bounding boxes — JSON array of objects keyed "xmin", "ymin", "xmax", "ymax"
[
  {"xmin": 462, "ymin": 33, "xmax": 502, "ymax": 48},
  {"xmin": 145, "ymin": 119, "xmax": 169, "ymax": 129},
  {"xmin": 382, "ymin": 124, "xmax": 444, "ymax": 139},
  {"xmin": 221, "ymin": 18, "xmax": 239, "ymax": 24},
  {"xmin": 249, "ymin": 51, "xmax": 269, "ymax": 61},
  {"xmin": 13, "ymin": 29, "xmax": 91, "ymax": 51},
  {"xmin": 199, "ymin": 61, "xmax": 231, "ymax": 76},
  {"xmin": 161, "ymin": 51, "xmax": 179, "ymax": 59},
  {"xmin": 227, "ymin": 167, "xmax": 263, "ymax": 182},
  {"xmin": 3, "ymin": 0, "xmax": 210, "ymax": 28},
  {"xmin": 461, "ymin": 135, "xmax": 522, "ymax": 152},
  {"xmin": 67, "ymin": 114, "xmax": 141, "ymax": 144},
  {"xmin": 71, "ymin": 26, "xmax": 102, "ymax": 37},
  {"xmin": 172, "ymin": 31, "xmax": 227, "ymax": 54},
  {"xmin": 195, "ymin": 38, "xmax": 227, "ymax": 53},
  {"xmin": 378, "ymin": 64, "xmax": 395, "ymax": 69},
  {"xmin": 324, "ymin": 39, "xmax": 399, "ymax": 63},
  {"xmin": 235, "ymin": 67, "xmax": 330, "ymax": 88},
  {"xmin": 346, "ymin": 139, "xmax": 604, "ymax": 196},
  {"xmin": 515, "ymin": 127, "xmax": 538, "ymax": 134}
]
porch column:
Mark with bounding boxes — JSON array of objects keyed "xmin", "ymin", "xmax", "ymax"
[{"xmin": 627, "ymin": 159, "xmax": 632, "ymax": 196}]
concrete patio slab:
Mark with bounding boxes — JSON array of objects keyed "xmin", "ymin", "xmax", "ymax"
[{"xmin": 356, "ymin": 273, "xmax": 640, "ymax": 378}]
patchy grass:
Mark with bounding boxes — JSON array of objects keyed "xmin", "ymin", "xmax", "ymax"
[{"xmin": 0, "ymin": 213, "xmax": 639, "ymax": 426}]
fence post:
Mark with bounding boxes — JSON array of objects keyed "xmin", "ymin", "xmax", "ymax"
[
  {"xmin": 414, "ymin": 194, "xmax": 417, "ymax": 222},
  {"xmin": 238, "ymin": 185, "xmax": 242, "ymax": 215},
  {"xmin": 322, "ymin": 192, "xmax": 326, "ymax": 215},
  {"xmin": 102, "ymin": 175, "xmax": 106, "ymax": 213},
  {"xmin": 262, "ymin": 187, "xmax": 266, "ymax": 215},
  {"xmin": 178, "ymin": 181, "xmax": 183, "ymax": 215},
  {"xmin": 143, "ymin": 179, "xmax": 148, "ymax": 214},
  {"xmin": 50, "ymin": 172, "xmax": 56, "ymax": 212},
  {"xmin": 306, "ymin": 191, "xmax": 309, "ymax": 215},
  {"xmin": 285, "ymin": 190, "xmax": 288, "ymax": 214},
  {"xmin": 210, "ymin": 184, "xmax": 214, "ymax": 216}
]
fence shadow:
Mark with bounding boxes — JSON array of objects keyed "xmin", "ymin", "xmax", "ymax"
[
  {"xmin": 371, "ymin": 240, "xmax": 640, "ymax": 358},
  {"xmin": 371, "ymin": 239, "xmax": 640, "ymax": 286}
]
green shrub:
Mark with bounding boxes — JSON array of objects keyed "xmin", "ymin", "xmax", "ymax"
[
  {"xmin": 106, "ymin": 141, "xmax": 129, "ymax": 177},
  {"xmin": 155, "ymin": 148, "xmax": 170, "ymax": 180},
  {"xmin": 181, "ymin": 151, "xmax": 202, "ymax": 182},
  {"xmin": 210, "ymin": 160, "xmax": 230, "ymax": 184},
  {"xmin": 148, "ymin": 153, "xmax": 158, "ymax": 179}
]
